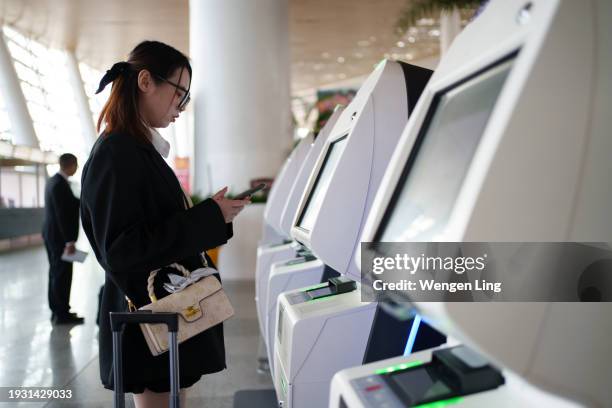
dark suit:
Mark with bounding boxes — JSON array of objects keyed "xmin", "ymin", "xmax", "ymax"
[
  {"xmin": 80, "ymin": 132, "xmax": 233, "ymax": 393},
  {"xmin": 42, "ymin": 173, "xmax": 80, "ymax": 318}
]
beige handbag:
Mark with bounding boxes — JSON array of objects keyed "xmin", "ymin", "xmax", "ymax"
[
  {"xmin": 128, "ymin": 262, "xmax": 234, "ymax": 356},
  {"xmin": 125, "ymin": 186, "xmax": 233, "ymax": 356}
]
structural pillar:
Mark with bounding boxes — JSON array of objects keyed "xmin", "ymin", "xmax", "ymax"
[
  {"xmin": 0, "ymin": 30, "xmax": 38, "ymax": 147},
  {"xmin": 189, "ymin": 0, "xmax": 292, "ymax": 196},
  {"xmin": 440, "ymin": 7, "xmax": 462, "ymax": 55},
  {"xmin": 65, "ymin": 51, "xmax": 98, "ymax": 153}
]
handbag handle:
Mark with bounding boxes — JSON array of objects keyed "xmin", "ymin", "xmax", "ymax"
[{"xmin": 147, "ymin": 263, "xmax": 190, "ymax": 303}]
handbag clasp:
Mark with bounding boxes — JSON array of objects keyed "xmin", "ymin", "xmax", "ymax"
[{"xmin": 183, "ymin": 305, "xmax": 201, "ymax": 318}]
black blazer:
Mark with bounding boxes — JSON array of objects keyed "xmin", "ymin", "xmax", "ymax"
[
  {"xmin": 80, "ymin": 131, "xmax": 233, "ymax": 392},
  {"xmin": 42, "ymin": 173, "xmax": 79, "ymax": 249}
]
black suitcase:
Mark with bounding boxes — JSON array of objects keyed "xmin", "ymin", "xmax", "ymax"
[{"xmin": 110, "ymin": 311, "xmax": 181, "ymax": 408}]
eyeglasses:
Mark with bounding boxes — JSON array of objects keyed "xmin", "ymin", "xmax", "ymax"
[{"xmin": 155, "ymin": 75, "xmax": 191, "ymax": 111}]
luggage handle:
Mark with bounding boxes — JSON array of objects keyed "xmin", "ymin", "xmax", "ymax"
[
  {"xmin": 110, "ymin": 312, "xmax": 180, "ymax": 408},
  {"xmin": 111, "ymin": 311, "xmax": 179, "ymax": 332}
]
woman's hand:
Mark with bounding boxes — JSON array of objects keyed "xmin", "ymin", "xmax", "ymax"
[{"xmin": 212, "ymin": 187, "xmax": 250, "ymax": 223}]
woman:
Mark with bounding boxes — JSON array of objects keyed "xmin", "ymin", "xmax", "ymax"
[{"xmin": 81, "ymin": 40, "xmax": 249, "ymax": 407}]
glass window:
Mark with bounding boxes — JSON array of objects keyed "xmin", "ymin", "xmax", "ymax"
[
  {"xmin": 3, "ymin": 26, "xmax": 86, "ymax": 159},
  {"xmin": 0, "ymin": 170, "xmax": 20, "ymax": 207},
  {"xmin": 79, "ymin": 62, "xmax": 110, "ymax": 131},
  {"xmin": 38, "ymin": 171, "xmax": 46, "ymax": 206},
  {"xmin": 20, "ymin": 172, "xmax": 38, "ymax": 208},
  {"xmin": 0, "ymin": 166, "xmax": 45, "ymax": 208},
  {"xmin": 0, "ymin": 82, "xmax": 11, "ymax": 142}
]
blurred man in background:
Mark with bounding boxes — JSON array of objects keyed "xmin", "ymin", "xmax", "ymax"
[{"xmin": 42, "ymin": 153, "xmax": 84, "ymax": 325}]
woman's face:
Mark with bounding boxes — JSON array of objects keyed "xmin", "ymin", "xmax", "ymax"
[{"xmin": 138, "ymin": 66, "xmax": 190, "ymax": 128}]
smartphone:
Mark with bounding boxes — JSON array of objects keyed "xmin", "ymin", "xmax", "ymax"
[{"xmin": 234, "ymin": 183, "xmax": 267, "ymax": 200}]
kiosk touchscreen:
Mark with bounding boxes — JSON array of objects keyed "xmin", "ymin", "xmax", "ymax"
[
  {"xmin": 333, "ymin": 0, "xmax": 612, "ymax": 406},
  {"xmin": 295, "ymin": 135, "xmax": 348, "ymax": 233},
  {"xmin": 271, "ymin": 60, "xmax": 432, "ymax": 408},
  {"xmin": 280, "ymin": 107, "xmax": 345, "ymax": 238}
]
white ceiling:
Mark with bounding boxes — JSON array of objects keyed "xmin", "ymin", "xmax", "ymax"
[{"xmin": 0, "ymin": 0, "xmax": 449, "ymax": 93}]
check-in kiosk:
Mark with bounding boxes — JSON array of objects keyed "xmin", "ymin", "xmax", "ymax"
[
  {"xmin": 279, "ymin": 107, "xmax": 345, "ymax": 238},
  {"xmin": 259, "ymin": 140, "xmax": 307, "ymax": 247},
  {"xmin": 258, "ymin": 134, "xmax": 311, "ymax": 244},
  {"xmin": 272, "ymin": 60, "xmax": 433, "ymax": 408},
  {"xmin": 255, "ymin": 135, "xmax": 312, "ymax": 336},
  {"xmin": 255, "ymin": 108, "xmax": 344, "ymax": 340},
  {"xmin": 331, "ymin": 0, "xmax": 612, "ymax": 406}
]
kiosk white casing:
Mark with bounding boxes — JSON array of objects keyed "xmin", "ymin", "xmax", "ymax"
[
  {"xmin": 274, "ymin": 284, "xmax": 376, "ymax": 408},
  {"xmin": 264, "ymin": 134, "xmax": 313, "ymax": 236},
  {"xmin": 255, "ymin": 135, "xmax": 313, "ymax": 337},
  {"xmin": 259, "ymin": 139, "xmax": 307, "ymax": 245},
  {"xmin": 255, "ymin": 109, "xmax": 343, "ymax": 340},
  {"xmin": 264, "ymin": 257, "xmax": 324, "ymax": 370},
  {"xmin": 291, "ymin": 60, "xmax": 431, "ymax": 282},
  {"xmin": 355, "ymin": 0, "xmax": 612, "ymax": 406},
  {"xmin": 273, "ymin": 60, "xmax": 432, "ymax": 408}
]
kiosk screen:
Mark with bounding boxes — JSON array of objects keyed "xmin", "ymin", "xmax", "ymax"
[
  {"xmin": 297, "ymin": 135, "xmax": 348, "ymax": 232},
  {"xmin": 378, "ymin": 57, "xmax": 515, "ymax": 242}
]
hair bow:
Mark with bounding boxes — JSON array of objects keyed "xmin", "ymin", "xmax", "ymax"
[{"xmin": 95, "ymin": 61, "xmax": 131, "ymax": 94}]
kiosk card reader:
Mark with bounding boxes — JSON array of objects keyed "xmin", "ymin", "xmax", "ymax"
[
  {"xmin": 330, "ymin": 346, "xmax": 580, "ymax": 408},
  {"xmin": 349, "ymin": 345, "xmax": 504, "ymax": 407},
  {"xmin": 274, "ymin": 282, "xmax": 376, "ymax": 408}
]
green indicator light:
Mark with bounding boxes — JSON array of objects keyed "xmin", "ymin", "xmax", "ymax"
[
  {"xmin": 414, "ymin": 397, "xmax": 463, "ymax": 408},
  {"xmin": 301, "ymin": 282, "xmax": 328, "ymax": 293},
  {"xmin": 308, "ymin": 294, "xmax": 336, "ymax": 303},
  {"xmin": 404, "ymin": 360, "xmax": 423, "ymax": 369},
  {"xmin": 374, "ymin": 360, "xmax": 423, "ymax": 375}
]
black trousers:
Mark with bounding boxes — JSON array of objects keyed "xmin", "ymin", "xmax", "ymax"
[{"xmin": 44, "ymin": 241, "xmax": 73, "ymax": 317}]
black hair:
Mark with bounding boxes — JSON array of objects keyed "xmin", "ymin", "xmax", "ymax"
[
  {"xmin": 59, "ymin": 153, "xmax": 77, "ymax": 170},
  {"xmin": 97, "ymin": 40, "xmax": 192, "ymax": 142}
]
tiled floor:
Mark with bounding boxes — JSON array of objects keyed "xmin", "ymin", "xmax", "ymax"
[{"xmin": 0, "ymin": 244, "xmax": 273, "ymax": 408}]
